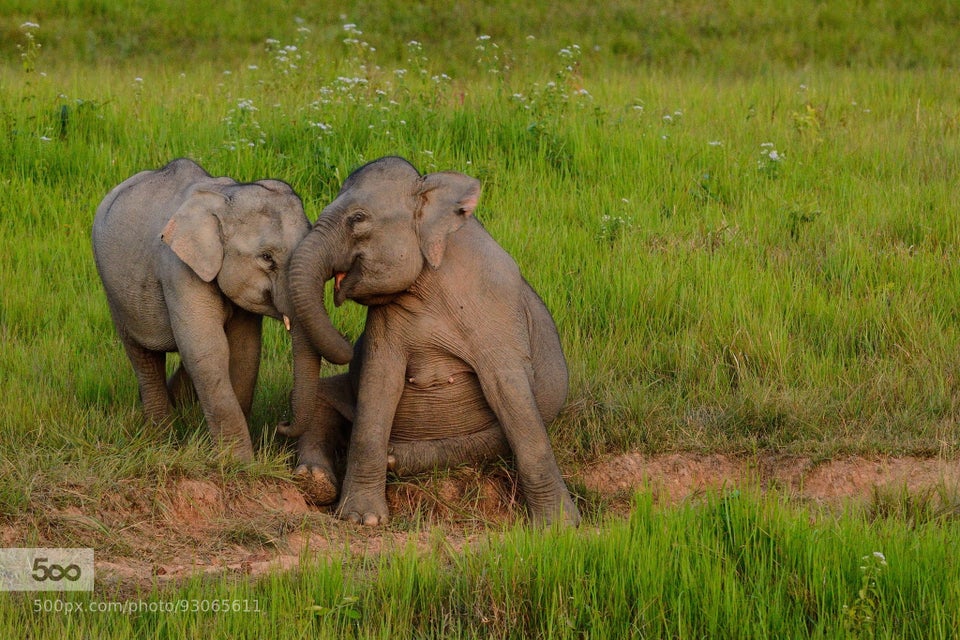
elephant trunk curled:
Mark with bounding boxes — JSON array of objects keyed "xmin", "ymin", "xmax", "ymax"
[{"xmin": 288, "ymin": 219, "xmax": 353, "ymax": 365}]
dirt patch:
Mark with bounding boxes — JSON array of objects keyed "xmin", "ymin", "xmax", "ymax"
[
  {"xmin": 579, "ymin": 453, "xmax": 960, "ymax": 505},
  {"xmin": 5, "ymin": 453, "xmax": 959, "ymax": 590}
]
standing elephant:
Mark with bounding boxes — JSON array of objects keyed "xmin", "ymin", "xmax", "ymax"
[
  {"xmin": 284, "ymin": 156, "xmax": 580, "ymax": 526},
  {"xmin": 92, "ymin": 158, "xmax": 352, "ymax": 461}
]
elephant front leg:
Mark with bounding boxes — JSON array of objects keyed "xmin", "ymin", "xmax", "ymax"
[
  {"xmin": 225, "ymin": 308, "xmax": 263, "ymax": 418},
  {"xmin": 176, "ymin": 324, "xmax": 255, "ymax": 462},
  {"xmin": 336, "ymin": 348, "xmax": 406, "ymax": 526}
]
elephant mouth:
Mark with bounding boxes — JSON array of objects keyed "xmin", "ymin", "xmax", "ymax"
[
  {"xmin": 332, "ymin": 263, "xmax": 399, "ymax": 307},
  {"xmin": 333, "ymin": 271, "xmax": 348, "ymax": 307},
  {"xmin": 260, "ymin": 289, "xmax": 283, "ymax": 319}
]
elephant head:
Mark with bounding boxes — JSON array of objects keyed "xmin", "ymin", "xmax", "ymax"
[
  {"xmin": 159, "ymin": 177, "xmax": 354, "ymax": 366},
  {"xmin": 288, "ymin": 156, "xmax": 481, "ymax": 351}
]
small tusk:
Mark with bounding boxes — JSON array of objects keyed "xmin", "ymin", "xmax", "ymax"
[{"xmin": 283, "ymin": 315, "xmax": 291, "ymax": 331}]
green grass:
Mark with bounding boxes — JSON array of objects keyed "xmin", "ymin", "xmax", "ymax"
[
  {"xmin": 4, "ymin": 490, "xmax": 960, "ymax": 638},
  {"xmin": 1, "ymin": 1, "xmax": 960, "ymax": 636}
]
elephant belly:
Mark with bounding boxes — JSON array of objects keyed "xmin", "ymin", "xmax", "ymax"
[
  {"xmin": 391, "ymin": 368, "xmax": 497, "ymax": 442},
  {"xmin": 110, "ymin": 287, "xmax": 179, "ymax": 352}
]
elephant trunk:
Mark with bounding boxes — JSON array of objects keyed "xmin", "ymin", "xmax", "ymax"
[
  {"xmin": 283, "ymin": 318, "xmax": 323, "ymax": 438},
  {"xmin": 288, "ymin": 220, "xmax": 353, "ymax": 365}
]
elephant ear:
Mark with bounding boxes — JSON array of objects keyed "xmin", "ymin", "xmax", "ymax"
[
  {"xmin": 416, "ymin": 171, "xmax": 481, "ymax": 269},
  {"xmin": 160, "ymin": 188, "xmax": 228, "ymax": 283}
]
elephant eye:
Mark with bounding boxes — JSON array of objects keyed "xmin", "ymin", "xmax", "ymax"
[
  {"xmin": 348, "ymin": 210, "xmax": 367, "ymax": 227},
  {"xmin": 259, "ymin": 252, "xmax": 277, "ymax": 269}
]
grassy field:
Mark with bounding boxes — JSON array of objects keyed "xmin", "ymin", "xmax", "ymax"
[{"xmin": 2, "ymin": 1, "xmax": 960, "ymax": 636}]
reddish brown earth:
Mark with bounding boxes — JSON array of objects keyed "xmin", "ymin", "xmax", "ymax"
[{"xmin": 3, "ymin": 453, "xmax": 957, "ymax": 589}]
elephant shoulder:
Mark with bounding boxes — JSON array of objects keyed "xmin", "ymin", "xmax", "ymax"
[{"xmin": 455, "ymin": 221, "xmax": 521, "ymax": 283}]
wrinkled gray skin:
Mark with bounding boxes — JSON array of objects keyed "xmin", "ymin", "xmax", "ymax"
[
  {"xmin": 284, "ymin": 156, "xmax": 580, "ymax": 526},
  {"xmin": 92, "ymin": 158, "xmax": 352, "ymax": 461}
]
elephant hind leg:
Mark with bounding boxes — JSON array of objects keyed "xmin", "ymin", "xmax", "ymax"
[
  {"xmin": 121, "ymin": 339, "xmax": 172, "ymax": 424},
  {"xmin": 388, "ymin": 427, "xmax": 511, "ymax": 476},
  {"xmin": 167, "ymin": 363, "xmax": 197, "ymax": 408}
]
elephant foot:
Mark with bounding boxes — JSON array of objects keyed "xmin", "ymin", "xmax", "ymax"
[
  {"xmin": 293, "ymin": 463, "xmax": 339, "ymax": 505},
  {"xmin": 336, "ymin": 492, "xmax": 389, "ymax": 526},
  {"xmin": 292, "ymin": 421, "xmax": 344, "ymax": 505},
  {"xmin": 217, "ymin": 433, "xmax": 254, "ymax": 463},
  {"xmin": 232, "ymin": 445, "xmax": 255, "ymax": 463},
  {"xmin": 529, "ymin": 493, "xmax": 581, "ymax": 528}
]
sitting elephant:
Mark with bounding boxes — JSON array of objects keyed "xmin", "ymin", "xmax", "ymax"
[
  {"xmin": 282, "ymin": 156, "xmax": 580, "ymax": 526},
  {"xmin": 92, "ymin": 158, "xmax": 352, "ymax": 461}
]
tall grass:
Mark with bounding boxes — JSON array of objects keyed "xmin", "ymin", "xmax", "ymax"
[{"xmin": 3, "ymin": 0, "xmax": 959, "ymax": 72}]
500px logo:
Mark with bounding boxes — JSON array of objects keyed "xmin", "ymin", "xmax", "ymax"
[
  {"xmin": 31, "ymin": 557, "xmax": 83, "ymax": 583},
  {"xmin": 0, "ymin": 548, "xmax": 94, "ymax": 591}
]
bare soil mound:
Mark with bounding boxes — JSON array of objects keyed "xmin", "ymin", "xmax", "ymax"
[
  {"xmin": 578, "ymin": 453, "xmax": 960, "ymax": 504},
  {"xmin": 3, "ymin": 453, "xmax": 957, "ymax": 590}
]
